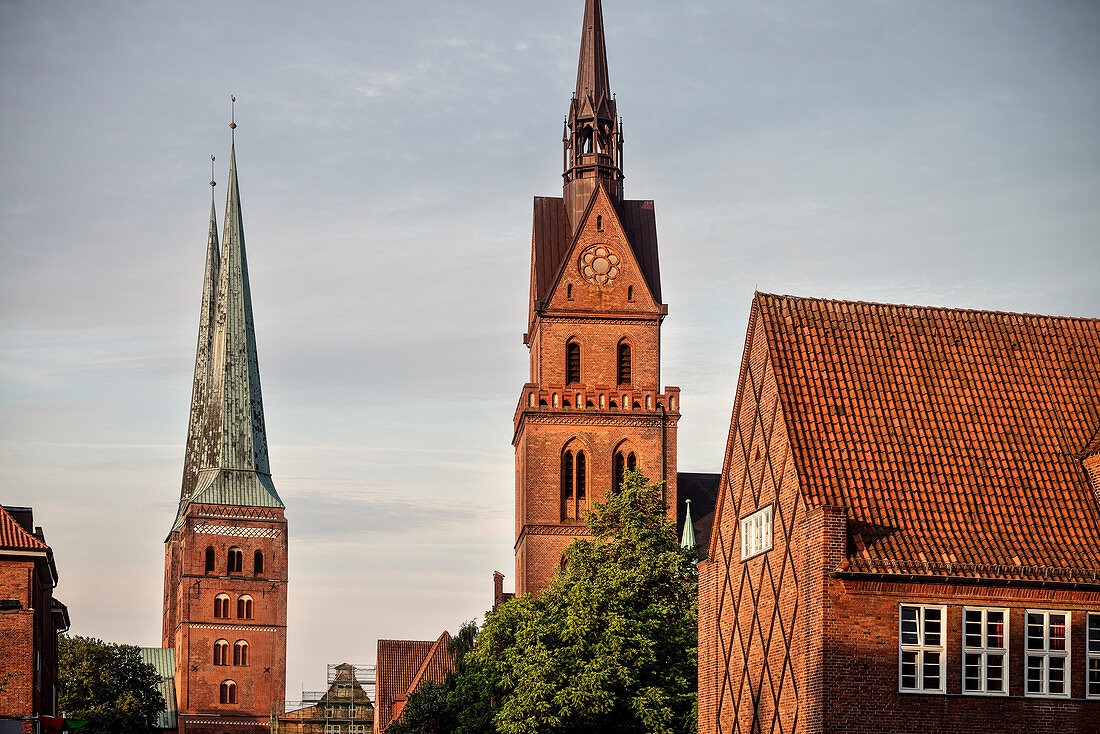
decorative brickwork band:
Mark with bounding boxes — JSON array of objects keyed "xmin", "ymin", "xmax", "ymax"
[{"xmin": 193, "ymin": 524, "xmax": 280, "ymax": 539}]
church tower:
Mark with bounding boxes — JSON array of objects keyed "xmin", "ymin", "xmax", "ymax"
[
  {"xmin": 514, "ymin": 0, "xmax": 680, "ymax": 596},
  {"xmin": 163, "ymin": 136, "xmax": 288, "ymax": 732}
]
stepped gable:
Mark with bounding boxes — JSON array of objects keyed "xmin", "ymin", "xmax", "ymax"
[{"xmin": 754, "ymin": 292, "xmax": 1100, "ymax": 580}]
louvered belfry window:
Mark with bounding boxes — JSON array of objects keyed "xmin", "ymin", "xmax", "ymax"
[
  {"xmin": 566, "ymin": 341, "xmax": 581, "ymax": 384},
  {"xmin": 618, "ymin": 342, "xmax": 631, "ymax": 385}
]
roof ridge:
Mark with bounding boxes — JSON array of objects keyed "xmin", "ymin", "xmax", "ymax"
[
  {"xmin": 404, "ymin": 631, "xmax": 452, "ymax": 697},
  {"xmin": 756, "ymin": 291, "xmax": 1100, "ymax": 324}
]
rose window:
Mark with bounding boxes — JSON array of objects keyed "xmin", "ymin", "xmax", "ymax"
[{"xmin": 579, "ymin": 245, "xmax": 621, "ymax": 286}]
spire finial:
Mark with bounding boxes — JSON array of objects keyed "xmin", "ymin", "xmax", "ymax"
[
  {"xmin": 210, "ymin": 155, "xmax": 216, "ymax": 199},
  {"xmin": 230, "ymin": 95, "xmax": 237, "ymax": 141}
]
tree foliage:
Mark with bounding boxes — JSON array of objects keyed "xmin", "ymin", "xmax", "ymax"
[
  {"xmin": 58, "ymin": 635, "xmax": 164, "ymax": 734},
  {"xmin": 409, "ymin": 471, "xmax": 696, "ymax": 734}
]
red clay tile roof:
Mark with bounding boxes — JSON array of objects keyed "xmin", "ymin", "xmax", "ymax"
[
  {"xmin": 756, "ymin": 293, "xmax": 1100, "ymax": 581},
  {"xmin": 531, "ymin": 196, "xmax": 662, "ymax": 318},
  {"xmin": 375, "ymin": 633, "xmax": 453, "ymax": 731},
  {"xmin": 0, "ymin": 506, "xmax": 49, "ymax": 551}
]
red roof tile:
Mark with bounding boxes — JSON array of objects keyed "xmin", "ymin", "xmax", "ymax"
[
  {"xmin": 375, "ymin": 633, "xmax": 453, "ymax": 731},
  {"xmin": 755, "ymin": 293, "xmax": 1100, "ymax": 581},
  {"xmin": 0, "ymin": 506, "xmax": 49, "ymax": 552}
]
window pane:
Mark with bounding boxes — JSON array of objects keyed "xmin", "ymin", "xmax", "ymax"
[
  {"xmin": 901, "ymin": 608, "xmax": 919, "ymax": 645},
  {"xmin": 987, "ymin": 611, "xmax": 1004, "ymax": 648},
  {"xmin": 924, "ymin": 610, "xmax": 941, "ymax": 647},
  {"xmin": 1049, "ymin": 615, "xmax": 1066, "ymax": 651},
  {"xmin": 900, "ymin": 650, "xmax": 917, "ymax": 689},
  {"xmin": 986, "ymin": 654, "xmax": 1004, "ymax": 692},
  {"xmin": 964, "ymin": 612, "xmax": 982, "ymax": 648},
  {"xmin": 1089, "ymin": 615, "xmax": 1100, "ymax": 653},
  {"xmin": 963, "ymin": 653, "xmax": 981, "ymax": 691},
  {"xmin": 922, "ymin": 651, "xmax": 940, "ymax": 689},
  {"xmin": 1026, "ymin": 656, "xmax": 1043, "ymax": 693},
  {"xmin": 1049, "ymin": 656, "xmax": 1064, "ymax": 694},
  {"xmin": 1089, "ymin": 659, "xmax": 1100, "ymax": 695},
  {"xmin": 1026, "ymin": 614, "xmax": 1044, "ymax": 650}
]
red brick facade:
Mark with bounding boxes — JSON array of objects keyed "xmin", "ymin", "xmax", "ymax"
[
  {"xmin": 512, "ymin": 0, "xmax": 681, "ymax": 598},
  {"xmin": 699, "ymin": 294, "xmax": 1100, "ymax": 733},
  {"xmin": 0, "ymin": 506, "xmax": 69, "ymax": 734},
  {"xmin": 164, "ymin": 505, "xmax": 288, "ymax": 733}
]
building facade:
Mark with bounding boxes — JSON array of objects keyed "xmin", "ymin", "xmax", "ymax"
[
  {"xmin": 512, "ymin": 0, "xmax": 684, "ymax": 597},
  {"xmin": 0, "ymin": 506, "xmax": 69, "ymax": 734},
  {"xmin": 698, "ymin": 293, "xmax": 1100, "ymax": 733},
  {"xmin": 374, "ymin": 634, "xmax": 453, "ymax": 733},
  {"xmin": 158, "ymin": 141, "xmax": 289, "ymax": 734},
  {"xmin": 276, "ymin": 664, "xmax": 374, "ymax": 734}
]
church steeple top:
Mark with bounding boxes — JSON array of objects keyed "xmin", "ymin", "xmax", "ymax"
[
  {"xmin": 173, "ymin": 127, "xmax": 282, "ymax": 530},
  {"xmin": 564, "ymin": 0, "xmax": 623, "ymax": 232},
  {"xmin": 575, "ymin": 0, "xmax": 611, "ymax": 107}
]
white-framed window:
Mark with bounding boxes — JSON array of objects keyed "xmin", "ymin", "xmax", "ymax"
[
  {"xmin": 899, "ymin": 604, "xmax": 946, "ymax": 693},
  {"xmin": 1087, "ymin": 612, "xmax": 1100, "ymax": 699},
  {"xmin": 740, "ymin": 505, "xmax": 773, "ymax": 561},
  {"xmin": 350, "ymin": 726, "xmax": 367, "ymax": 734},
  {"xmin": 1025, "ymin": 610, "xmax": 1071, "ymax": 697},
  {"xmin": 962, "ymin": 607, "xmax": 1008, "ymax": 695},
  {"xmin": 324, "ymin": 725, "xmax": 341, "ymax": 734}
]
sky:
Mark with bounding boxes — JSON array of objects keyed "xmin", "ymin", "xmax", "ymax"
[{"xmin": 1, "ymin": 0, "xmax": 1098, "ymax": 700}]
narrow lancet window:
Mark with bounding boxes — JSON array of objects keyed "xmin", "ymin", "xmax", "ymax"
[
  {"xmin": 566, "ymin": 340, "xmax": 581, "ymax": 385},
  {"xmin": 205, "ymin": 547, "xmax": 216, "ymax": 575},
  {"xmin": 254, "ymin": 550, "xmax": 264, "ymax": 577},
  {"xmin": 618, "ymin": 342, "xmax": 631, "ymax": 385}
]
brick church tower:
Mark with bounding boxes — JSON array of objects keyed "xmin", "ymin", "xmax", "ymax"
[
  {"xmin": 513, "ymin": 0, "xmax": 680, "ymax": 596},
  {"xmin": 162, "ymin": 138, "xmax": 288, "ymax": 733}
]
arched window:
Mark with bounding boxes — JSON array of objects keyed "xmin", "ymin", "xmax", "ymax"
[
  {"xmin": 618, "ymin": 341, "xmax": 632, "ymax": 385},
  {"xmin": 233, "ymin": 640, "xmax": 249, "ymax": 666},
  {"xmin": 214, "ymin": 594, "xmax": 230, "ymax": 619},
  {"xmin": 204, "ymin": 547, "xmax": 215, "ymax": 575},
  {"xmin": 237, "ymin": 595, "xmax": 253, "ymax": 620},
  {"xmin": 596, "ymin": 215, "xmax": 603, "ymax": 231},
  {"xmin": 227, "ymin": 547, "xmax": 243, "ymax": 574},
  {"xmin": 560, "ymin": 447, "xmax": 588, "ymax": 521},
  {"xmin": 213, "ymin": 639, "xmax": 229, "ymax": 666},
  {"xmin": 627, "ymin": 285, "xmax": 634, "ymax": 301},
  {"xmin": 253, "ymin": 550, "xmax": 264, "ymax": 577},
  {"xmin": 566, "ymin": 340, "xmax": 581, "ymax": 385},
  {"xmin": 219, "ymin": 680, "xmax": 237, "ymax": 705},
  {"xmin": 567, "ymin": 283, "xmax": 573, "ymax": 300},
  {"xmin": 613, "ymin": 449, "xmax": 637, "ymax": 493}
]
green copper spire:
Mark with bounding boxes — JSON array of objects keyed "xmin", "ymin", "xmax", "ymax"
[
  {"xmin": 179, "ymin": 139, "xmax": 282, "ymax": 523},
  {"xmin": 175, "ymin": 189, "xmax": 221, "ymax": 528},
  {"xmin": 680, "ymin": 499, "xmax": 696, "ymax": 552}
]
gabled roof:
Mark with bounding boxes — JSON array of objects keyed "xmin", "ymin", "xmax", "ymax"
[
  {"xmin": 530, "ymin": 196, "xmax": 662, "ymax": 321},
  {"xmin": 138, "ymin": 647, "xmax": 177, "ymax": 730},
  {"xmin": 0, "ymin": 505, "xmax": 48, "ymax": 552},
  {"xmin": 756, "ymin": 293, "xmax": 1100, "ymax": 580},
  {"xmin": 375, "ymin": 634, "xmax": 453, "ymax": 731}
]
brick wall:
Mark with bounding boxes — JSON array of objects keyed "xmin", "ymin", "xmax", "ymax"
[
  {"xmin": 515, "ymin": 188, "xmax": 678, "ymax": 597},
  {"xmin": 167, "ymin": 505, "xmax": 287, "ymax": 724}
]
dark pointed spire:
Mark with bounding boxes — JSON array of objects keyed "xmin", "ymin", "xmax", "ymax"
[
  {"xmin": 575, "ymin": 0, "xmax": 610, "ymax": 105},
  {"xmin": 563, "ymin": 0, "xmax": 623, "ymax": 231},
  {"xmin": 175, "ymin": 181, "xmax": 221, "ymax": 527},
  {"xmin": 176, "ymin": 128, "xmax": 282, "ymax": 525}
]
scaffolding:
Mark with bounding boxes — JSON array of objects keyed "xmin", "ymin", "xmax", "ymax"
[{"xmin": 272, "ymin": 663, "xmax": 375, "ymax": 734}]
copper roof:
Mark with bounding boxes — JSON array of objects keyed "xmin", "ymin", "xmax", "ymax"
[
  {"xmin": 575, "ymin": 0, "xmax": 610, "ymax": 105},
  {"xmin": 0, "ymin": 505, "xmax": 48, "ymax": 551},
  {"xmin": 530, "ymin": 196, "xmax": 662, "ymax": 320},
  {"xmin": 755, "ymin": 293, "xmax": 1100, "ymax": 580},
  {"xmin": 375, "ymin": 633, "xmax": 453, "ymax": 731}
]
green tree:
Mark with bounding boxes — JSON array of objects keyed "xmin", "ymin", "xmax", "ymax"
[
  {"xmin": 57, "ymin": 635, "xmax": 164, "ymax": 734},
  {"xmin": 459, "ymin": 470, "xmax": 698, "ymax": 734}
]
